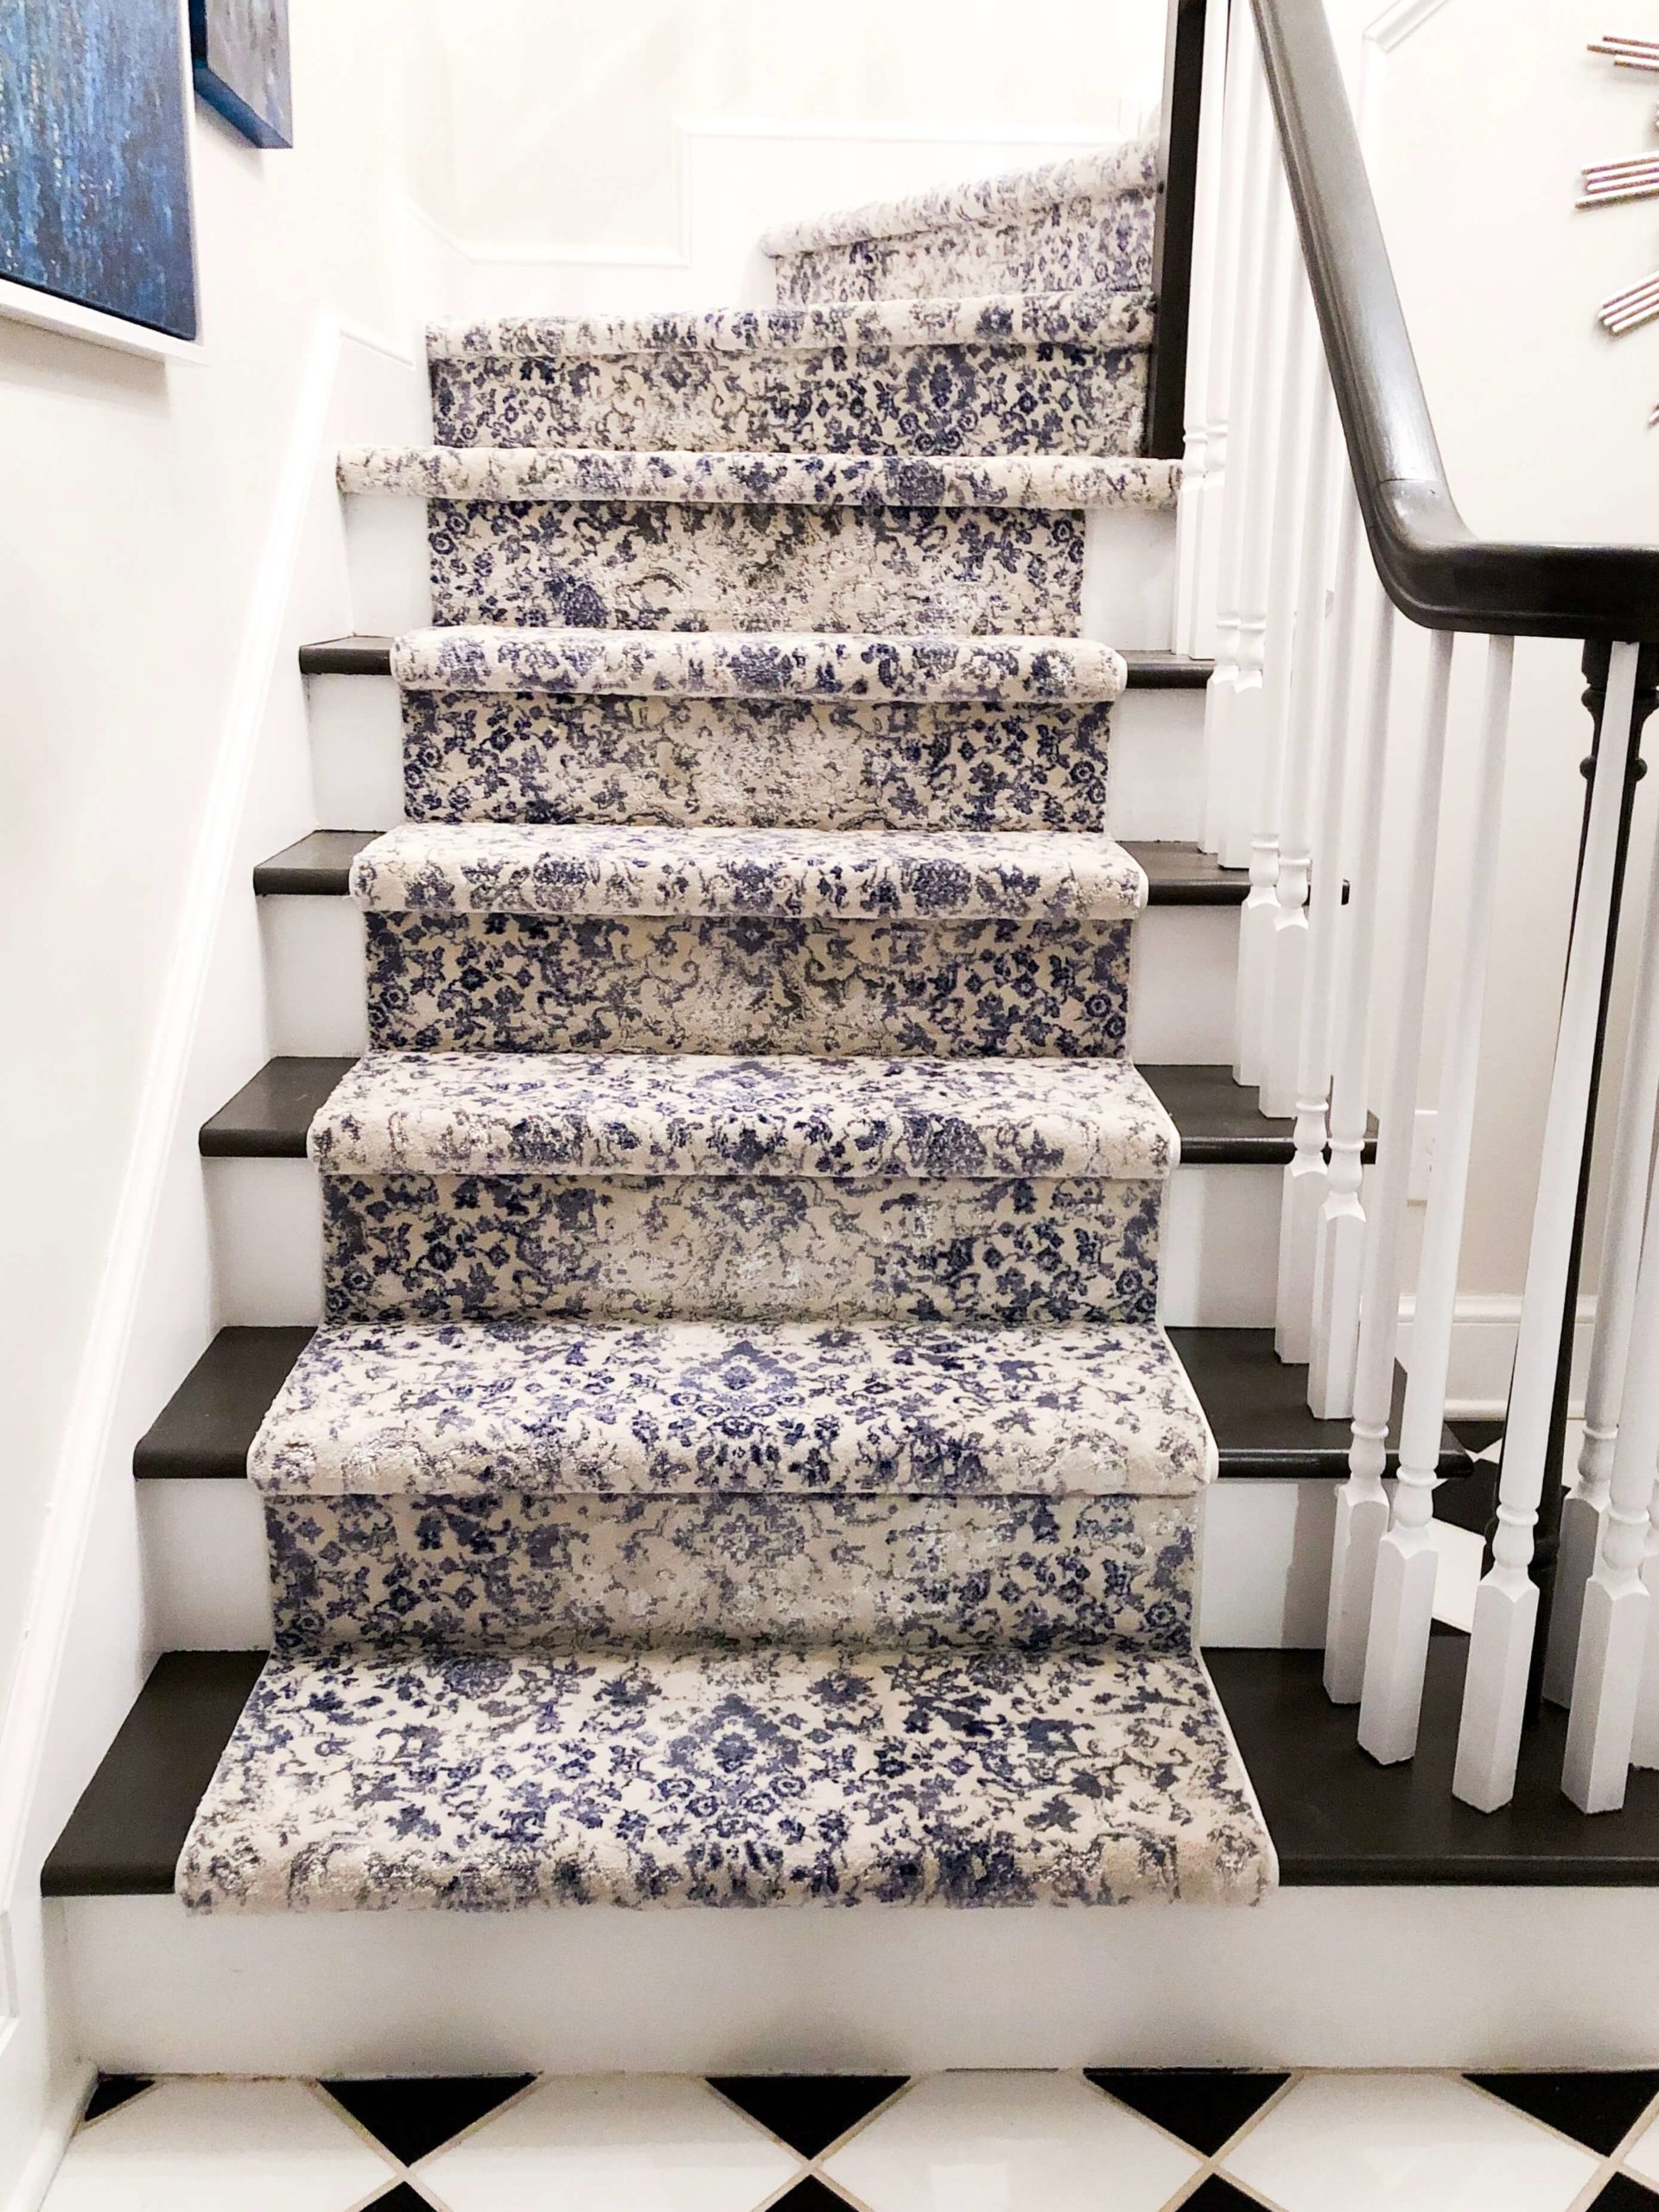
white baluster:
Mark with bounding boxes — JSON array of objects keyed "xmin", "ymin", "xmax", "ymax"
[
  {"xmin": 1563, "ymin": 1150, "xmax": 1659, "ymax": 1810},
  {"xmin": 1260, "ymin": 382, "xmax": 1338, "ymax": 1120},
  {"xmin": 1358, "ymin": 636, "xmax": 1514, "ymax": 1763},
  {"xmin": 1173, "ymin": 0, "xmax": 1236, "ymax": 658},
  {"xmin": 1186, "ymin": 5, "xmax": 1259, "ymax": 665},
  {"xmin": 1309, "ymin": 575, "xmax": 1395, "ymax": 1420},
  {"xmin": 1204, "ymin": 83, "xmax": 1280, "ymax": 868},
  {"xmin": 1543, "ymin": 749, "xmax": 1659, "ymax": 1704},
  {"xmin": 1277, "ymin": 480, "xmax": 1363, "ymax": 1364},
  {"xmin": 1323, "ymin": 627, "xmax": 1453, "ymax": 1706},
  {"xmin": 1234, "ymin": 255, "xmax": 1313, "ymax": 1085},
  {"xmin": 1635, "ymin": 1481, "xmax": 1659, "ymax": 1766},
  {"xmin": 1456, "ymin": 640, "xmax": 1643, "ymax": 1812}
]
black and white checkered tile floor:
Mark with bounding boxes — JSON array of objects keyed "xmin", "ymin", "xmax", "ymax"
[{"xmin": 42, "ymin": 2066, "xmax": 1659, "ymax": 2210}]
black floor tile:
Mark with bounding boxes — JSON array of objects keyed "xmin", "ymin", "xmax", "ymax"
[
  {"xmin": 81, "ymin": 2075, "xmax": 153, "ymax": 2124},
  {"xmin": 321, "ymin": 2075, "xmax": 535, "ymax": 2164},
  {"xmin": 1466, "ymin": 2071, "xmax": 1659, "ymax": 2154},
  {"xmin": 363, "ymin": 2189, "xmax": 443, "ymax": 2212},
  {"xmin": 1179, "ymin": 2180, "xmax": 1275, "ymax": 2211},
  {"xmin": 767, "ymin": 2179, "xmax": 861, "ymax": 2212},
  {"xmin": 709, "ymin": 2075, "xmax": 908, "ymax": 2158},
  {"xmin": 1591, "ymin": 2176, "xmax": 1659, "ymax": 2209},
  {"xmin": 1083, "ymin": 2069, "xmax": 1287, "ymax": 2156}
]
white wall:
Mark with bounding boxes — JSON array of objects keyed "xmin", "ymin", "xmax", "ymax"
[{"xmin": 1350, "ymin": 0, "xmax": 1659, "ymax": 1335}]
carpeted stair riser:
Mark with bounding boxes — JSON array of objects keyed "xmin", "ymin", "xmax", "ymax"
[
  {"xmin": 762, "ymin": 146, "xmax": 1159, "ymax": 307},
  {"xmin": 428, "ymin": 497, "xmax": 1084, "ymax": 633},
  {"xmin": 428, "ymin": 291, "xmax": 1154, "ymax": 456},
  {"xmin": 264, "ymin": 1490, "xmax": 1196, "ymax": 1655},
  {"xmin": 364, "ymin": 912, "xmax": 1132, "ymax": 1056},
  {"xmin": 321, "ymin": 1170, "xmax": 1164, "ymax": 1327},
  {"xmin": 176, "ymin": 1643, "xmax": 1273, "ymax": 1912},
  {"xmin": 401, "ymin": 690, "xmax": 1113, "ymax": 830}
]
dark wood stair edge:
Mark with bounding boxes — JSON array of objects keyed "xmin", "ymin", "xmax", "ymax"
[
  {"xmin": 42, "ymin": 1643, "xmax": 1659, "ymax": 1900},
  {"xmin": 297, "ymin": 638, "xmax": 1216, "ymax": 689},
  {"xmin": 253, "ymin": 830, "xmax": 1249, "ymax": 906},
  {"xmin": 135, "ymin": 1323, "xmax": 1471, "ymax": 1487},
  {"xmin": 199, "ymin": 1058, "xmax": 1351, "ymax": 1166}
]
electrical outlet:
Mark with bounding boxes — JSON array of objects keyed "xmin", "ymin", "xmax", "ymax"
[{"xmin": 1408, "ymin": 1109, "xmax": 1437, "ymax": 1204}]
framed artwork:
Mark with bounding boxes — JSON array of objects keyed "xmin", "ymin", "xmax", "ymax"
[
  {"xmin": 0, "ymin": 0, "xmax": 199, "ymax": 344},
  {"xmin": 190, "ymin": 0, "xmax": 293, "ymax": 151}
]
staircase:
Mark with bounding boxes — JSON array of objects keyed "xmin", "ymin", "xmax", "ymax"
[{"xmin": 156, "ymin": 142, "xmax": 1274, "ymax": 1919}]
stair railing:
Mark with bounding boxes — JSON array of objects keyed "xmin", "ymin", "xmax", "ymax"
[{"xmin": 1173, "ymin": 0, "xmax": 1659, "ymax": 1809}]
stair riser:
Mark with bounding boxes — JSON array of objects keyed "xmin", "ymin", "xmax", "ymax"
[
  {"xmin": 360, "ymin": 912, "xmax": 1135, "ymax": 1058},
  {"xmin": 140, "ymin": 1477, "xmax": 1333, "ymax": 1655},
  {"xmin": 263, "ymin": 1491, "xmax": 1196, "ymax": 1654},
  {"xmin": 401, "ymin": 690, "xmax": 1113, "ymax": 830},
  {"xmin": 343, "ymin": 494, "xmax": 1179, "ymax": 650},
  {"xmin": 770, "ymin": 193, "xmax": 1157, "ymax": 306},
  {"xmin": 61, "ymin": 1887, "xmax": 1659, "ymax": 2072},
  {"xmin": 263, "ymin": 902, "xmax": 1236, "ymax": 1065},
  {"xmin": 430, "ymin": 340, "xmax": 1148, "ymax": 457},
  {"xmin": 428, "ymin": 498, "xmax": 1084, "ymax": 634},
  {"xmin": 205, "ymin": 1158, "xmax": 1281, "ymax": 1329},
  {"xmin": 304, "ymin": 672, "xmax": 1206, "ymax": 842},
  {"xmin": 321, "ymin": 1171, "xmax": 1164, "ymax": 1327}
]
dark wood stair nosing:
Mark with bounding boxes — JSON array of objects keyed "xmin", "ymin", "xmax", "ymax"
[
  {"xmin": 297, "ymin": 637, "xmax": 1215, "ymax": 691},
  {"xmin": 44, "ymin": 1643, "xmax": 1659, "ymax": 1900},
  {"xmin": 253, "ymin": 830, "xmax": 1248, "ymax": 907}
]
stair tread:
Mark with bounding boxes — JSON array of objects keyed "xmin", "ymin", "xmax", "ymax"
[
  {"xmin": 257, "ymin": 833, "xmax": 1238, "ymax": 907},
  {"xmin": 429, "ymin": 285, "xmax": 1157, "ymax": 359},
  {"xmin": 339, "ymin": 444, "xmax": 1177, "ymax": 512},
  {"xmin": 758, "ymin": 143, "xmax": 1159, "ymax": 260},
  {"xmin": 134, "ymin": 1324, "xmax": 1471, "ymax": 1485},
  {"xmin": 200, "ymin": 1057, "xmax": 1308, "ymax": 1166},
  {"xmin": 250, "ymin": 1316, "xmax": 1209, "ymax": 1499},
  {"xmin": 174, "ymin": 1641, "xmax": 1272, "ymax": 1910},
  {"xmin": 309, "ymin": 1049, "xmax": 1175, "ymax": 1181},
  {"xmin": 351, "ymin": 823, "xmax": 1147, "ymax": 920},
  {"xmin": 392, "ymin": 626, "xmax": 1128, "ymax": 704},
  {"xmin": 296, "ymin": 635, "xmax": 1210, "ymax": 690}
]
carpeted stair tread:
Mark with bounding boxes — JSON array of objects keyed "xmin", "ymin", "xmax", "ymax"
[
  {"xmin": 308, "ymin": 1049, "xmax": 1178, "ymax": 1181},
  {"xmin": 175, "ymin": 1640, "xmax": 1274, "ymax": 1910},
  {"xmin": 758, "ymin": 143, "xmax": 1158, "ymax": 260},
  {"xmin": 338, "ymin": 444, "xmax": 1176, "ymax": 512},
  {"xmin": 391, "ymin": 626, "xmax": 1127, "ymax": 703},
  {"xmin": 349, "ymin": 823, "xmax": 1147, "ymax": 921},
  {"xmin": 250, "ymin": 1316, "xmax": 1212, "ymax": 1498},
  {"xmin": 427, "ymin": 287, "xmax": 1158, "ymax": 359}
]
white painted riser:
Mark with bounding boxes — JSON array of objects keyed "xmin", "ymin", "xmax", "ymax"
[
  {"xmin": 206, "ymin": 1155, "xmax": 1283, "ymax": 1331},
  {"xmin": 303, "ymin": 674, "xmax": 1211, "ymax": 849},
  {"xmin": 55, "ymin": 1888, "xmax": 1659, "ymax": 2075},
  {"xmin": 261, "ymin": 897, "xmax": 1240, "ymax": 1066},
  {"xmin": 138, "ymin": 1472, "xmax": 1334, "ymax": 1656},
  {"xmin": 343, "ymin": 492, "xmax": 1183, "ymax": 654}
]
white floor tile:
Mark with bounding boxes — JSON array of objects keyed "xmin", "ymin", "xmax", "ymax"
[
  {"xmin": 820, "ymin": 2069, "xmax": 1199, "ymax": 2212},
  {"xmin": 1223, "ymin": 2072, "xmax": 1599, "ymax": 2212},
  {"xmin": 1626, "ymin": 2106, "xmax": 1659, "ymax": 2187},
  {"xmin": 41, "ymin": 2080, "xmax": 397, "ymax": 2212},
  {"xmin": 415, "ymin": 2074, "xmax": 801, "ymax": 2212}
]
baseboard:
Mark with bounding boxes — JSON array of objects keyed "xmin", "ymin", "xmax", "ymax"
[{"xmin": 1396, "ymin": 1294, "xmax": 1592, "ymax": 1423}]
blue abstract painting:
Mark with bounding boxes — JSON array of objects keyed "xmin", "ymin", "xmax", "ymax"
[
  {"xmin": 191, "ymin": 0, "xmax": 292, "ymax": 151},
  {"xmin": 0, "ymin": 0, "xmax": 198, "ymax": 341}
]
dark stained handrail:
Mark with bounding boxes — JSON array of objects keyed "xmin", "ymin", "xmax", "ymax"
[
  {"xmin": 1147, "ymin": 0, "xmax": 1210, "ymax": 458},
  {"xmin": 1253, "ymin": 0, "xmax": 1659, "ymax": 641}
]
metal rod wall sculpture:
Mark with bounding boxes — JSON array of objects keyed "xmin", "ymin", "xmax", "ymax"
[{"xmin": 1583, "ymin": 34, "xmax": 1659, "ymax": 418}]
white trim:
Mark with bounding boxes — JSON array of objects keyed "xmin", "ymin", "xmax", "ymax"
[
  {"xmin": 0, "ymin": 2050, "xmax": 92, "ymax": 2212},
  {"xmin": 1395, "ymin": 1293, "xmax": 1595, "ymax": 1421},
  {"xmin": 1365, "ymin": 0, "xmax": 1457, "ymax": 54}
]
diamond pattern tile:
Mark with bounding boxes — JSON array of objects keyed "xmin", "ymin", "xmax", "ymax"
[
  {"xmin": 320, "ymin": 2075, "xmax": 534, "ymax": 2165},
  {"xmin": 708, "ymin": 2076, "xmax": 909, "ymax": 2158},
  {"xmin": 81, "ymin": 2079, "xmax": 154, "ymax": 2126},
  {"xmin": 1466, "ymin": 2073, "xmax": 1659, "ymax": 2157},
  {"xmin": 1084, "ymin": 2070, "xmax": 1289, "ymax": 2156}
]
